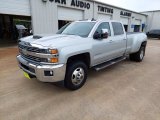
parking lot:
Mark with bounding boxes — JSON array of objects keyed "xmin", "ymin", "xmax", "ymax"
[{"xmin": 0, "ymin": 39, "xmax": 160, "ymax": 120}]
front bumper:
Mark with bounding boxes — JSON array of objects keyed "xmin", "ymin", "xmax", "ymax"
[{"xmin": 17, "ymin": 55, "xmax": 66, "ymax": 82}]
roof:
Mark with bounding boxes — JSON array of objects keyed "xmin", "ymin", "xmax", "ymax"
[
  {"xmin": 141, "ymin": 10, "xmax": 160, "ymax": 13},
  {"xmin": 87, "ymin": 0, "xmax": 147, "ymax": 16},
  {"xmin": 76, "ymin": 19, "xmax": 123, "ymax": 23}
]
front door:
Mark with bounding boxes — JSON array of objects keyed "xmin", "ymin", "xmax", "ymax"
[
  {"xmin": 92, "ymin": 22, "xmax": 114, "ymax": 65},
  {"xmin": 92, "ymin": 22, "xmax": 127, "ymax": 66}
]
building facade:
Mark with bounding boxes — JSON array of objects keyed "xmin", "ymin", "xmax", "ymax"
[
  {"xmin": 30, "ymin": 0, "xmax": 147, "ymax": 34},
  {"xmin": 0, "ymin": 0, "xmax": 31, "ymax": 41},
  {"xmin": 0, "ymin": 0, "xmax": 147, "ymax": 42},
  {"xmin": 141, "ymin": 10, "xmax": 160, "ymax": 32}
]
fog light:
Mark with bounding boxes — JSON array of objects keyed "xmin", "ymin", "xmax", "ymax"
[{"xmin": 44, "ymin": 71, "xmax": 54, "ymax": 76}]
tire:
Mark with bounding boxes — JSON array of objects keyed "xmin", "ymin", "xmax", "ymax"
[
  {"xmin": 64, "ymin": 61, "xmax": 88, "ymax": 90},
  {"xmin": 129, "ymin": 46, "xmax": 145, "ymax": 62}
]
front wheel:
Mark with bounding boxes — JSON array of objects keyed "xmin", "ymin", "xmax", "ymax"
[
  {"xmin": 64, "ymin": 61, "xmax": 88, "ymax": 90},
  {"xmin": 129, "ymin": 46, "xmax": 145, "ymax": 62}
]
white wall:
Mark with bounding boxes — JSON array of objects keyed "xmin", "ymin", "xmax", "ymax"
[
  {"xmin": 30, "ymin": 0, "xmax": 94, "ymax": 34},
  {"xmin": 0, "ymin": 0, "xmax": 147, "ymax": 34},
  {"xmin": 58, "ymin": 7, "xmax": 84, "ymax": 21},
  {"xmin": 142, "ymin": 11, "xmax": 160, "ymax": 31},
  {"xmin": 129, "ymin": 12, "xmax": 147, "ymax": 32},
  {"xmin": 30, "ymin": 0, "xmax": 147, "ymax": 34},
  {"xmin": 0, "ymin": 0, "xmax": 30, "ymax": 16}
]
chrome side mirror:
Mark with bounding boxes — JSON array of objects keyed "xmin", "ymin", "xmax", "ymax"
[
  {"xmin": 101, "ymin": 29, "xmax": 109, "ymax": 39},
  {"xmin": 93, "ymin": 29, "xmax": 109, "ymax": 39}
]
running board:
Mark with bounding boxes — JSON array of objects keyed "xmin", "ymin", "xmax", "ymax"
[{"xmin": 93, "ymin": 57, "xmax": 126, "ymax": 71}]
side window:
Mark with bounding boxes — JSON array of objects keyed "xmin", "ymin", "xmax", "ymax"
[
  {"xmin": 112, "ymin": 22, "xmax": 124, "ymax": 35},
  {"xmin": 95, "ymin": 22, "xmax": 111, "ymax": 36}
]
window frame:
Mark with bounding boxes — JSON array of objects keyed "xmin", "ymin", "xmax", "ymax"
[{"xmin": 94, "ymin": 22, "xmax": 111, "ymax": 37}]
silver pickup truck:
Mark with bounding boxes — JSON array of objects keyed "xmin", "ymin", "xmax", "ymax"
[{"xmin": 17, "ymin": 20, "xmax": 147, "ymax": 90}]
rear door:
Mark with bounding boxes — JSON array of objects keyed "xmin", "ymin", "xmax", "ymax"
[{"xmin": 110, "ymin": 22, "xmax": 127, "ymax": 58}]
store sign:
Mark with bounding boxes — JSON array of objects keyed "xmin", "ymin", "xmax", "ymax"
[
  {"xmin": 49, "ymin": 0, "xmax": 66, "ymax": 4},
  {"xmin": 49, "ymin": 0, "xmax": 90, "ymax": 9},
  {"xmin": 71, "ymin": 0, "xmax": 90, "ymax": 9},
  {"xmin": 98, "ymin": 5, "xmax": 113, "ymax": 14},
  {"xmin": 120, "ymin": 11, "xmax": 132, "ymax": 17}
]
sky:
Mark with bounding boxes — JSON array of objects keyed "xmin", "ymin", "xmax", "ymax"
[{"xmin": 97, "ymin": 0, "xmax": 160, "ymax": 12}]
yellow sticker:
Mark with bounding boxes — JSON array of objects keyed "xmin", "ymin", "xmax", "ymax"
[{"xmin": 23, "ymin": 72, "xmax": 31, "ymax": 79}]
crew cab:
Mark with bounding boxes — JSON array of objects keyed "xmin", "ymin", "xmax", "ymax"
[{"xmin": 17, "ymin": 20, "xmax": 147, "ymax": 90}]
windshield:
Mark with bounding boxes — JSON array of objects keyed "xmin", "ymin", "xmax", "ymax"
[
  {"xmin": 59, "ymin": 22, "xmax": 96, "ymax": 37},
  {"xmin": 56, "ymin": 23, "xmax": 70, "ymax": 34}
]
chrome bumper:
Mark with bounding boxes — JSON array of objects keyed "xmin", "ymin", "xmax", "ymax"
[{"xmin": 17, "ymin": 55, "xmax": 66, "ymax": 82}]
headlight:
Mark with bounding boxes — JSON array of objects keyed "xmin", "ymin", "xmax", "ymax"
[
  {"xmin": 48, "ymin": 49, "xmax": 59, "ymax": 63},
  {"xmin": 49, "ymin": 49, "xmax": 58, "ymax": 54},
  {"xmin": 48, "ymin": 58, "xmax": 59, "ymax": 63}
]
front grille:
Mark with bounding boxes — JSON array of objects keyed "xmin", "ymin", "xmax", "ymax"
[
  {"xmin": 21, "ymin": 52, "xmax": 48, "ymax": 63},
  {"xmin": 19, "ymin": 43, "xmax": 48, "ymax": 63},
  {"xmin": 19, "ymin": 44, "xmax": 47, "ymax": 54}
]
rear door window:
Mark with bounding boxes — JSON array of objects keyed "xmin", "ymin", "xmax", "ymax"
[{"xmin": 112, "ymin": 22, "xmax": 124, "ymax": 35}]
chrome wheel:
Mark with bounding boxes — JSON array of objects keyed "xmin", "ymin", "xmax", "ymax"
[{"xmin": 71, "ymin": 67, "xmax": 84, "ymax": 86}]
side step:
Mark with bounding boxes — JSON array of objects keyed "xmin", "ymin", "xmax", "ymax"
[{"xmin": 93, "ymin": 57, "xmax": 126, "ymax": 71}]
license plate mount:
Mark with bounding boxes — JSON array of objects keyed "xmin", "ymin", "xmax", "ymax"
[{"xmin": 23, "ymin": 71, "xmax": 31, "ymax": 79}]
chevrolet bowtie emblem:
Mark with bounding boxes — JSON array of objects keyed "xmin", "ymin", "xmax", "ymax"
[{"xmin": 22, "ymin": 49, "xmax": 27, "ymax": 55}]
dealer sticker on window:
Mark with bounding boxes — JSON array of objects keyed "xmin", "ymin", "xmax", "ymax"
[{"xmin": 23, "ymin": 71, "xmax": 31, "ymax": 79}]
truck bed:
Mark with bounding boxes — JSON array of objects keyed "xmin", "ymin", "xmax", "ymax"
[{"xmin": 126, "ymin": 32, "xmax": 147, "ymax": 54}]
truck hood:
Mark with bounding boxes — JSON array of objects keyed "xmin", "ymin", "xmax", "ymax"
[{"xmin": 20, "ymin": 34, "xmax": 91, "ymax": 48}]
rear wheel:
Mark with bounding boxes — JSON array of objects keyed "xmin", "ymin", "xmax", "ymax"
[
  {"xmin": 64, "ymin": 61, "xmax": 88, "ymax": 90},
  {"xmin": 129, "ymin": 46, "xmax": 145, "ymax": 62}
]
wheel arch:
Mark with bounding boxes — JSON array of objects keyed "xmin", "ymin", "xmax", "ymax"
[
  {"xmin": 141, "ymin": 41, "xmax": 147, "ymax": 47},
  {"xmin": 66, "ymin": 53, "xmax": 91, "ymax": 68}
]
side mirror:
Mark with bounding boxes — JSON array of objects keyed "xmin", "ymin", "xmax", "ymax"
[
  {"xmin": 93, "ymin": 29, "xmax": 109, "ymax": 40},
  {"xmin": 93, "ymin": 32, "xmax": 101, "ymax": 39},
  {"xmin": 101, "ymin": 29, "xmax": 109, "ymax": 39}
]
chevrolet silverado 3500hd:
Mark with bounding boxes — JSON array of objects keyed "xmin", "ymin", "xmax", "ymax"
[{"xmin": 17, "ymin": 20, "xmax": 147, "ymax": 90}]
